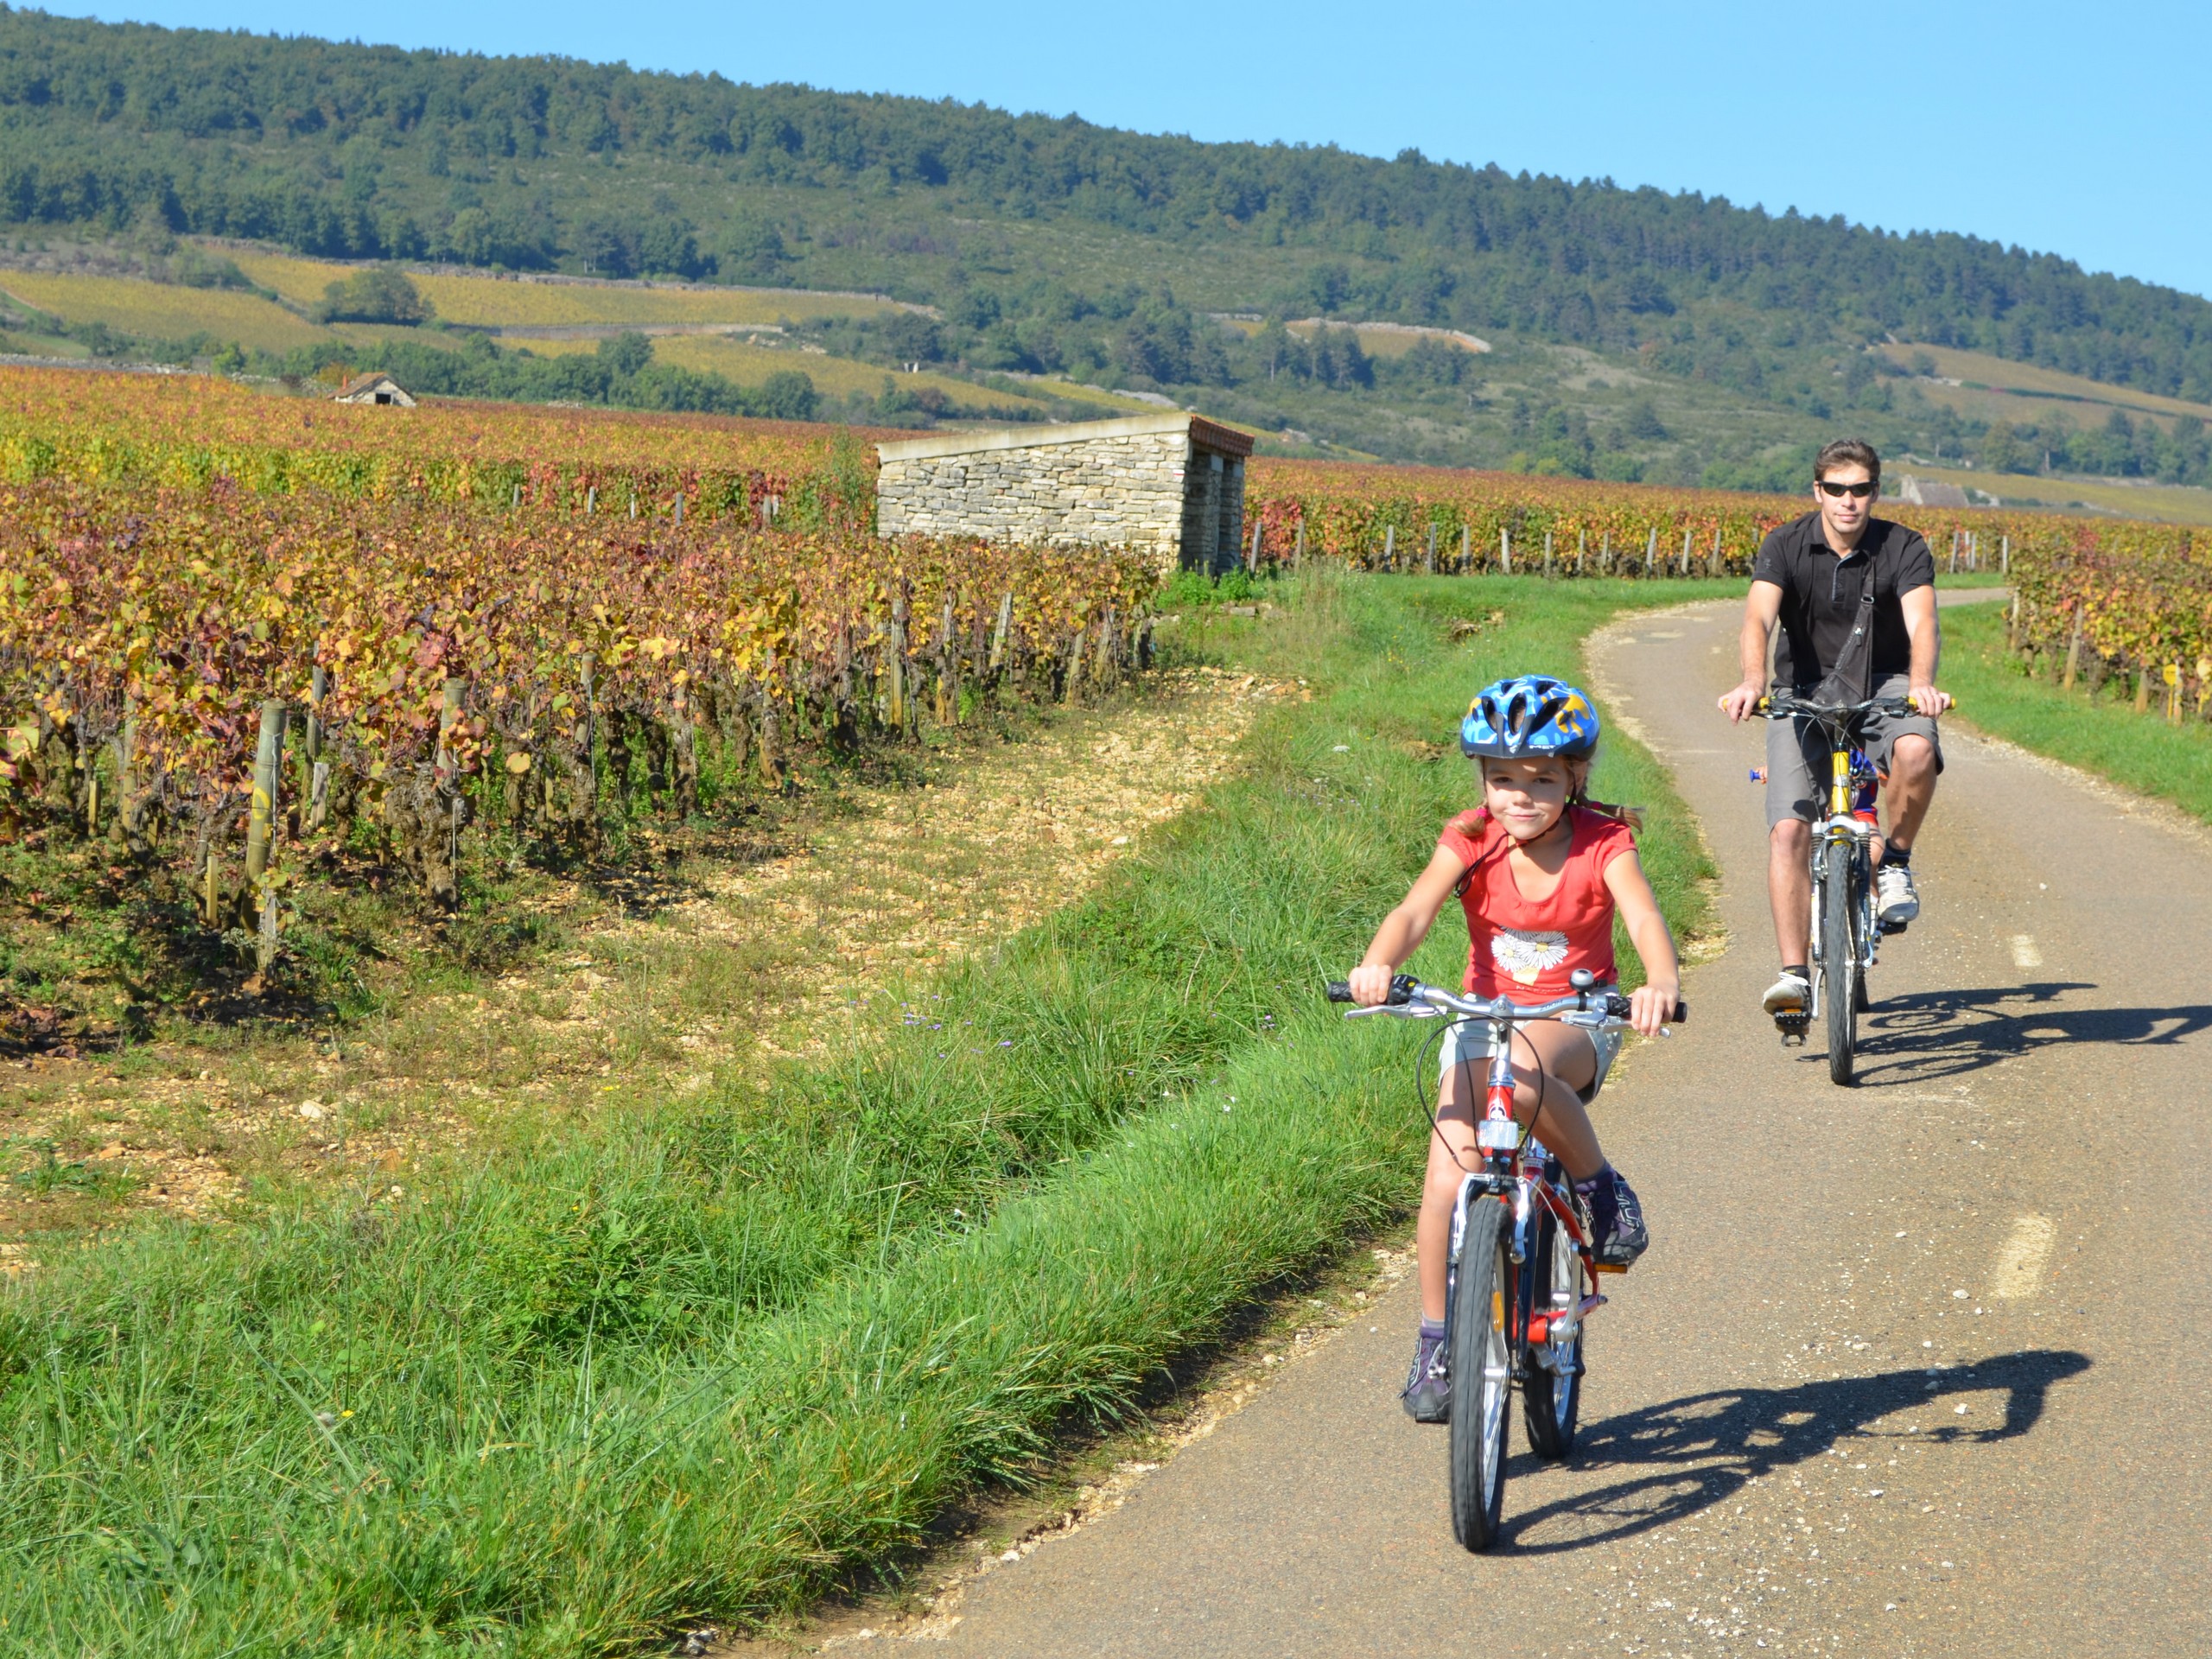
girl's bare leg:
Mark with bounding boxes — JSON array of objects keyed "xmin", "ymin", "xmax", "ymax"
[{"xmin": 1415, "ymin": 1020, "xmax": 1604, "ymax": 1323}]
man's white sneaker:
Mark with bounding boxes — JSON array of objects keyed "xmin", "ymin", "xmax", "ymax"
[
  {"xmin": 1876, "ymin": 862, "xmax": 1921, "ymax": 927},
  {"xmin": 1762, "ymin": 971, "xmax": 1809, "ymax": 1017}
]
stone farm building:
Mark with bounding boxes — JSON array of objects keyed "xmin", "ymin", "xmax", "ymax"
[
  {"xmin": 874, "ymin": 412, "xmax": 1255, "ymax": 575},
  {"xmin": 333, "ymin": 372, "xmax": 416, "ymax": 407}
]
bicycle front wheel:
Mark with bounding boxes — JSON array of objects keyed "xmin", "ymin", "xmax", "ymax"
[
  {"xmin": 1822, "ymin": 837, "xmax": 1858, "ymax": 1084},
  {"xmin": 1448, "ymin": 1194, "xmax": 1513, "ymax": 1551}
]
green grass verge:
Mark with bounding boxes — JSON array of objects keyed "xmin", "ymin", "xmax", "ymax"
[
  {"xmin": 0, "ymin": 574, "xmax": 1728, "ymax": 1654},
  {"xmin": 1943, "ymin": 602, "xmax": 2212, "ymax": 825}
]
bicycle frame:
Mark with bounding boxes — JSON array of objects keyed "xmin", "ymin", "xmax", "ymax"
[
  {"xmin": 1344, "ymin": 980, "xmax": 1632, "ymax": 1380},
  {"xmin": 1757, "ymin": 694, "xmax": 1906, "ymax": 1033},
  {"xmin": 1805, "ymin": 741, "xmax": 1880, "ymax": 1020}
]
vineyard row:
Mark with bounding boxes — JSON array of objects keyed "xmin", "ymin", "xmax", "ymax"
[
  {"xmin": 2004, "ymin": 524, "xmax": 2212, "ymax": 720},
  {"xmin": 0, "ymin": 480, "xmax": 1156, "ymax": 969}
]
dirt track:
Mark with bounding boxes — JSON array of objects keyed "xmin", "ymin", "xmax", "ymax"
[{"xmin": 892, "ymin": 594, "xmax": 2212, "ymax": 1656}]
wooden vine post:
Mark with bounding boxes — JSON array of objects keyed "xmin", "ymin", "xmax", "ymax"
[
  {"xmin": 1500, "ymin": 528, "xmax": 1512, "ymax": 575},
  {"xmin": 303, "ymin": 665, "xmax": 331, "ymax": 832},
  {"xmin": 1297, "ymin": 519, "xmax": 1309, "ymax": 568},
  {"xmin": 1094, "ymin": 606, "xmax": 1119, "ymax": 691},
  {"xmin": 114, "ymin": 694, "xmax": 138, "ymax": 848},
  {"xmin": 1382, "ymin": 524, "xmax": 1395, "ymax": 570},
  {"xmin": 1542, "ymin": 531, "xmax": 1554, "ymax": 579},
  {"xmin": 2062, "ymin": 610, "xmax": 2085, "ymax": 690},
  {"xmin": 1458, "ymin": 523, "xmax": 1470, "ymax": 572},
  {"xmin": 245, "ymin": 698, "xmax": 288, "ymax": 969},
  {"xmin": 988, "ymin": 590, "xmax": 1014, "ymax": 677},
  {"xmin": 936, "ymin": 593, "xmax": 959, "ymax": 726},
  {"xmin": 887, "ymin": 591, "xmax": 909, "ymax": 734},
  {"xmin": 437, "ymin": 677, "xmax": 466, "ymax": 881},
  {"xmin": 581, "ymin": 654, "xmax": 598, "ymax": 798},
  {"xmin": 1645, "ymin": 527, "xmax": 1658, "ymax": 575},
  {"xmin": 1063, "ymin": 613, "xmax": 1089, "ymax": 703},
  {"xmin": 1425, "ymin": 522, "xmax": 1438, "ymax": 574}
]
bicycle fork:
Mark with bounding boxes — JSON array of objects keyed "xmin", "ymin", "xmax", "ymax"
[{"xmin": 1443, "ymin": 1027, "xmax": 1605, "ymax": 1384}]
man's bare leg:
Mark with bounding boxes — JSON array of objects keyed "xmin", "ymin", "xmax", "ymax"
[
  {"xmin": 1770, "ymin": 817, "xmax": 1812, "ymax": 965},
  {"xmin": 1883, "ymin": 734, "xmax": 1937, "ymax": 851}
]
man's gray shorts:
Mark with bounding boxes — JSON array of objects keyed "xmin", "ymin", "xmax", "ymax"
[{"xmin": 1765, "ymin": 672, "xmax": 1942, "ymax": 830}]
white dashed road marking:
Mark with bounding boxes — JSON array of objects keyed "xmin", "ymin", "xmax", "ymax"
[
  {"xmin": 1990, "ymin": 1214, "xmax": 2056, "ymax": 1300},
  {"xmin": 2010, "ymin": 934, "xmax": 2043, "ymax": 969}
]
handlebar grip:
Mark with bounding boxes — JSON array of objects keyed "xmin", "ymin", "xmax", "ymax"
[
  {"xmin": 1604, "ymin": 993, "xmax": 1689, "ymax": 1022},
  {"xmin": 1325, "ymin": 975, "xmax": 1416, "ymax": 1007}
]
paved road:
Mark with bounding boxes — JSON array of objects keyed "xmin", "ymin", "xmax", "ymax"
[{"xmin": 928, "ymin": 596, "xmax": 2212, "ymax": 1657}]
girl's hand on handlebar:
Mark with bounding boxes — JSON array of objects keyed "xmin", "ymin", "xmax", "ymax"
[
  {"xmin": 1628, "ymin": 982, "xmax": 1680, "ymax": 1039},
  {"xmin": 1347, "ymin": 962, "xmax": 1397, "ymax": 1007}
]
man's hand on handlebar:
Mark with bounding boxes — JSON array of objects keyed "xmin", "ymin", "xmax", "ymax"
[
  {"xmin": 1346, "ymin": 961, "xmax": 1398, "ymax": 1007},
  {"xmin": 1906, "ymin": 681, "xmax": 1952, "ymax": 718},
  {"xmin": 1718, "ymin": 679, "xmax": 1764, "ymax": 723}
]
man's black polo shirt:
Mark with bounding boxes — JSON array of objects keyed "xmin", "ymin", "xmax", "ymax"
[{"xmin": 1750, "ymin": 512, "xmax": 1935, "ymax": 691}]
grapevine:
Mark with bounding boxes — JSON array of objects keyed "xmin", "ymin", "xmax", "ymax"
[{"xmin": 0, "ymin": 480, "xmax": 1156, "ymax": 938}]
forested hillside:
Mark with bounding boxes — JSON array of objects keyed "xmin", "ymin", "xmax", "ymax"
[{"xmin": 3, "ymin": 6, "xmax": 2209, "ymax": 491}]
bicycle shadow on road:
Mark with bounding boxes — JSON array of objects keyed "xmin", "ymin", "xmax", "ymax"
[
  {"xmin": 1497, "ymin": 1347, "xmax": 2090, "ymax": 1554},
  {"xmin": 1821, "ymin": 982, "xmax": 2212, "ymax": 1087}
]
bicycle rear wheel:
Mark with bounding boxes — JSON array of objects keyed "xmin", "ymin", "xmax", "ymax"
[
  {"xmin": 1448, "ymin": 1194, "xmax": 1513, "ymax": 1551},
  {"xmin": 1822, "ymin": 837, "xmax": 1858, "ymax": 1084},
  {"xmin": 1522, "ymin": 1198, "xmax": 1586, "ymax": 1460}
]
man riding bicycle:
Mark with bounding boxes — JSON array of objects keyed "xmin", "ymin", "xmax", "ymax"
[{"xmin": 1719, "ymin": 439, "xmax": 1952, "ymax": 1025}]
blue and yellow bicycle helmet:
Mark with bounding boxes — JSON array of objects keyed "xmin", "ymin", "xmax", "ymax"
[{"xmin": 1460, "ymin": 674, "xmax": 1600, "ymax": 760}]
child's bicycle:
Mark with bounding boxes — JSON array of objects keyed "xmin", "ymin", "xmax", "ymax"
[
  {"xmin": 1753, "ymin": 691, "xmax": 1930, "ymax": 1084},
  {"xmin": 1325, "ymin": 969, "xmax": 1685, "ymax": 1551}
]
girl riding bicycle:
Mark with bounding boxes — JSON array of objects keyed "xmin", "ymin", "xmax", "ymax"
[{"xmin": 1346, "ymin": 675, "xmax": 1682, "ymax": 1421}]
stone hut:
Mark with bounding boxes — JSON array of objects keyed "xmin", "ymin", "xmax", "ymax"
[
  {"xmin": 874, "ymin": 412, "xmax": 1256, "ymax": 575},
  {"xmin": 333, "ymin": 372, "xmax": 416, "ymax": 407},
  {"xmin": 1892, "ymin": 474, "xmax": 1971, "ymax": 508}
]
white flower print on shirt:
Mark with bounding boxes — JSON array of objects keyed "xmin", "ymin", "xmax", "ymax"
[{"xmin": 1491, "ymin": 927, "xmax": 1569, "ymax": 985}]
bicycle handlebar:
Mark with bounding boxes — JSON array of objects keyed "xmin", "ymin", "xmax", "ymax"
[
  {"xmin": 1754, "ymin": 691, "xmax": 1956, "ymax": 720},
  {"xmin": 1324, "ymin": 977, "xmax": 1687, "ymax": 1026},
  {"xmin": 1755, "ymin": 692, "xmax": 1916, "ymax": 720}
]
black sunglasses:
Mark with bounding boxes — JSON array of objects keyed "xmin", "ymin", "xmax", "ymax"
[{"xmin": 1816, "ymin": 479, "xmax": 1877, "ymax": 499}]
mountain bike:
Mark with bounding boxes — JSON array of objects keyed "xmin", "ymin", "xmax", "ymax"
[
  {"xmin": 1325, "ymin": 969, "xmax": 1684, "ymax": 1551},
  {"xmin": 1753, "ymin": 692, "xmax": 1919, "ymax": 1084}
]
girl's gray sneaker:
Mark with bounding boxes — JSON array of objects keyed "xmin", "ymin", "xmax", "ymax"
[{"xmin": 1401, "ymin": 1325, "xmax": 1450, "ymax": 1423}]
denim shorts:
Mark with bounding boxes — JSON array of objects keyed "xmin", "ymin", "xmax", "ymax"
[{"xmin": 1438, "ymin": 1013, "xmax": 1624, "ymax": 1102}]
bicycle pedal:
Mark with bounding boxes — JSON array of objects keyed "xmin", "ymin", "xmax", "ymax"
[
  {"xmin": 1592, "ymin": 1262, "xmax": 1629, "ymax": 1275},
  {"xmin": 1881, "ymin": 920, "xmax": 1909, "ymax": 936},
  {"xmin": 1773, "ymin": 1011, "xmax": 1808, "ymax": 1046}
]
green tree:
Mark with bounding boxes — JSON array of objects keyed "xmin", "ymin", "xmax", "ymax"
[
  {"xmin": 597, "ymin": 332, "xmax": 655, "ymax": 378},
  {"xmin": 314, "ymin": 267, "xmax": 434, "ymax": 325}
]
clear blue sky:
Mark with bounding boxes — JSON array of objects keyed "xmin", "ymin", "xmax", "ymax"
[{"xmin": 65, "ymin": 0, "xmax": 2212, "ymax": 299}]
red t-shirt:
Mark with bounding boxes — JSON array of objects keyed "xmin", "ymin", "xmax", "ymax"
[{"xmin": 1438, "ymin": 804, "xmax": 1637, "ymax": 998}]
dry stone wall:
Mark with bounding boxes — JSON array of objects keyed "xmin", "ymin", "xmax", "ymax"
[{"xmin": 875, "ymin": 413, "xmax": 1251, "ymax": 574}]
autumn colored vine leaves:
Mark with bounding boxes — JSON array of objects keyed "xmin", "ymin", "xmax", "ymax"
[
  {"xmin": 5, "ymin": 360, "xmax": 2204, "ymax": 979},
  {"xmin": 0, "ymin": 474, "xmax": 1155, "ymax": 949},
  {"xmin": 1243, "ymin": 459, "xmax": 2209, "ymax": 717}
]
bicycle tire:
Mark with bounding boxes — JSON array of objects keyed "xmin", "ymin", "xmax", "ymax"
[
  {"xmin": 1449, "ymin": 1194, "xmax": 1513, "ymax": 1551},
  {"xmin": 1823, "ymin": 837, "xmax": 1857, "ymax": 1084},
  {"xmin": 1522, "ymin": 1198, "xmax": 1586, "ymax": 1460}
]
